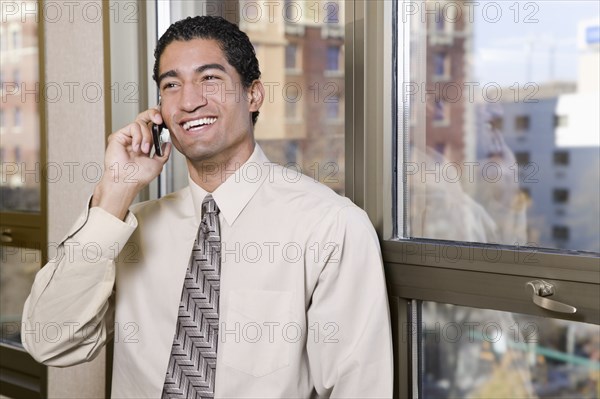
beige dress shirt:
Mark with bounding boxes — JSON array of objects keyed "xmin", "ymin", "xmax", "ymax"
[{"xmin": 22, "ymin": 144, "xmax": 393, "ymax": 398}]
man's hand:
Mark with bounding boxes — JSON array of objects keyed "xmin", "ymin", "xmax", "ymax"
[{"xmin": 91, "ymin": 108, "xmax": 172, "ymax": 220}]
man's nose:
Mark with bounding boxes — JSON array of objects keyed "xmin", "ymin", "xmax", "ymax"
[{"xmin": 180, "ymin": 84, "xmax": 208, "ymax": 112}]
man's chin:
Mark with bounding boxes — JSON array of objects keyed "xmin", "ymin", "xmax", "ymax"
[{"xmin": 183, "ymin": 148, "xmax": 221, "ymax": 165}]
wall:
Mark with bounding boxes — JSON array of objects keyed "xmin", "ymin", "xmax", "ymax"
[{"xmin": 44, "ymin": 0, "xmax": 108, "ymax": 397}]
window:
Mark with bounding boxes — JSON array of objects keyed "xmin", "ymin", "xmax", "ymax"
[
  {"xmin": 124, "ymin": 4, "xmax": 600, "ymax": 399},
  {"xmin": 326, "ymin": 46, "xmax": 340, "ymax": 71},
  {"xmin": 553, "ymin": 189, "xmax": 569, "ymax": 204},
  {"xmin": 0, "ymin": 20, "xmax": 40, "ymax": 212},
  {"xmin": 14, "ymin": 107, "xmax": 21, "ymax": 127},
  {"xmin": 515, "ymin": 115, "xmax": 530, "ymax": 131},
  {"xmin": 284, "ymin": 0, "xmax": 298, "ymax": 22},
  {"xmin": 326, "ymin": 96, "xmax": 340, "ymax": 120},
  {"xmin": 552, "ymin": 226, "xmax": 570, "ymax": 241},
  {"xmin": 433, "ymin": 99, "xmax": 448, "ymax": 124},
  {"xmin": 158, "ymin": 0, "xmax": 346, "ymax": 199},
  {"xmin": 0, "ymin": 1, "xmax": 92, "ymax": 395},
  {"xmin": 554, "ymin": 151, "xmax": 569, "ymax": 166},
  {"xmin": 242, "ymin": 0, "xmax": 260, "ymax": 21},
  {"xmin": 325, "ymin": 1, "xmax": 340, "ymax": 24},
  {"xmin": 285, "ymin": 140, "xmax": 298, "ymax": 164},
  {"xmin": 435, "ymin": 10, "xmax": 445, "ymax": 32},
  {"xmin": 382, "ymin": 2, "xmax": 600, "ymax": 398},
  {"xmin": 554, "ymin": 114, "xmax": 568, "ymax": 127},
  {"xmin": 1, "ymin": 8, "xmax": 45, "ymax": 392},
  {"xmin": 0, "ymin": 26, "xmax": 6, "ymax": 52},
  {"xmin": 11, "ymin": 30, "xmax": 20, "ymax": 50},
  {"xmin": 285, "ymin": 100, "xmax": 297, "ymax": 120},
  {"xmin": 285, "ymin": 44, "xmax": 297, "ymax": 70},
  {"xmin": 490, "ymin": 116, "xmax": 503, "ymax": 131},
  {"xmin": 515, "ymin": 152, "xmax": 530, "ymax": 166},
  {"xmin": 433, "ymin": 100, "xmax": 442, "ymax": 120},
  {"xmin": 433, "ymin": 52, "xmax": 449, "ymax": 78}
]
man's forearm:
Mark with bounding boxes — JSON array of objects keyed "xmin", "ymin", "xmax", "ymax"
[{"xmin": 22, "ymin": 203, "xmax": 137, "ymax": 366}]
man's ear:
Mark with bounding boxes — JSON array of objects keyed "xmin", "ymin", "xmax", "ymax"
[{"xmin": 248, "ymin": 80, "xmax": 264, "ymax": 112}]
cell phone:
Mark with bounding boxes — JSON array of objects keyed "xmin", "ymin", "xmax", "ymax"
[{"xmin": 152, "ymin": 123, "xmax": 167, "ymax": 156}]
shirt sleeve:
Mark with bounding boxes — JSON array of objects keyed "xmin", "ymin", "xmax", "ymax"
[
  {"xmin": 21, "ymin": 203, "xmax": 137, "ymax": 367},
  {"xmin": 306, "ymin": 206, "xmax": 394, "ymax": 398}
]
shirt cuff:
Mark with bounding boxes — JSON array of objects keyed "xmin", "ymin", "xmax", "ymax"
[{"xmin": 71, "ymin": 206, "xmax": 138, "ymax": 260}]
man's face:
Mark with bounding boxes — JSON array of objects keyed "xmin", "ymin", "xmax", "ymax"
[{"xmin": 157, "ymin": 38, "xmax": 262, "ymax": 165}]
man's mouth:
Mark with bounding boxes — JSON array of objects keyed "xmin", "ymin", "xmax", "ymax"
[{"xmin": 181, "ymin": 117, "xmax": 217, "ymax": 131}]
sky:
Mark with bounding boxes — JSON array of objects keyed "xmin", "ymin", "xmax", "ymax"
[{"xmin": 473, "ymin": 1, "xmax": 600, "ymax": 86}]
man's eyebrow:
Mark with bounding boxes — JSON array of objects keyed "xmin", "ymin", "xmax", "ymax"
[
  {"xmin": 195, "ymin": 63, "xmax": 227, "ymax": 74},
  {"xmin": 157, "ymin": 64, "xmax": 227, "ymax": 85},
  {"xmin": 157, "ymin": 70, "xmax": 178, "ymax": 85}
]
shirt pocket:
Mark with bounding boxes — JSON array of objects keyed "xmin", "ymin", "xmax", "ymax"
[{"xmin": 221, "ymin": 290, "xmax": 293, "ymax": 377}]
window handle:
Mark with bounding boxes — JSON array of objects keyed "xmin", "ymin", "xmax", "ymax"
[
  {"xmin": 1, "ymin": 228, "xmax": 13, "ymax": 243},
  {"xmin": 527, "ymin": 280, "xmax": 577, "ymax": 314}
]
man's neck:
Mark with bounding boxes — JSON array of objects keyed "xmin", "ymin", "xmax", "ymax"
[{"xmin": 187, "ymin": 141, "xmax": 255, "ymax": 192}]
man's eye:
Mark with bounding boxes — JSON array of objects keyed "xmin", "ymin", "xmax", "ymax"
[
  {"xmin": 204, "ymin": 75, "xmax": 216, "ymax": 81},
  {"xmin": 163, "ymin": 82, "xmax": 177, "ymax": 90}
]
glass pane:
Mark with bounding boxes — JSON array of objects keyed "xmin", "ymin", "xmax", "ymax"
[
  {"xmin": 0, "ymin": 0, "xmax": 41, "ymax": 212},
  {"xmin": 419, "ymin": 301, "xmax": 600, "ymax": 399},
  {"xmin": 401, "ymin": 1, "xmax": 600, "ymax": 252},
  {"xmin": 0, "ymin": 246, "xmax": 40, "ymax": 346},
  {"xmin": 243, "ymin": 0, "xmax": 345, "ymax": 194},
  {"xmin": 166, "ymin": 0, "xmax": 345, "ymax": 195}
]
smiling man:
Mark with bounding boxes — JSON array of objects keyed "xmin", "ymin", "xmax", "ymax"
[{"xmin": 22, "ymin": 16, "xmax": 393, "ymax": 398}]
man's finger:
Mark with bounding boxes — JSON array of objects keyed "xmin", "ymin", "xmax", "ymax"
[
  {"xmin": 154, "ymin": 142, "xmax": 172, "ymax": 161},
  {"xmin": 128, "ymin": 123, "xmax": 144, "ymax": 153},
  {"xmin": 136, "ymin": 121, "xmax": 153, "ymax": 154},
  {"xmin": 136, "ymin": 108, "xmax": 163, "ymax": 126}
]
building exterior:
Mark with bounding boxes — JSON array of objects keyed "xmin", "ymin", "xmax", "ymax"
[
  {"xmin": 0, "ymin": 1, "xmax": 40, "ymax": 212},
  {"xmin": 424, "ymin": 0, "xmax": 475, "ymax": 167},
  {"xmin": 477, "ymin": 91, "xmax": 599, "ymax": 251},
  {"xmin": 241, "ymin": 0, "xmax": 346, "ymax": 193},
  {"xmin": 475, "ymin": 18, "xmax": 600, "ymax": 253}
]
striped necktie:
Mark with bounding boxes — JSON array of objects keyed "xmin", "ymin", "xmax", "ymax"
[{"xmin": 162, "ymin": 195, "xmax": 221, "ymax": 398}]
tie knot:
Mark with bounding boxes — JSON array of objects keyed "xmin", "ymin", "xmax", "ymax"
[{"xmin": 202, "ymin": 195, "xmax": 219, "ymax": 216}]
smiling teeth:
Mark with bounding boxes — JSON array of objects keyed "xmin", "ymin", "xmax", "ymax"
[{"xmin": 183, "ymin": 117, "xmax": 217, "ymax": 130}]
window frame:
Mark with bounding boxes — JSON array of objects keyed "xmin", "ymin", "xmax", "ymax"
[{"xmin": 345, "ymin": 2, "xmax": 600, "ymax": 398}]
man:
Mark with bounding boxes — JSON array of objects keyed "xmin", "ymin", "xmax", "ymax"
[{"xmin": 22, "ymin": 16, "xmax": 393, "ymax": 398}]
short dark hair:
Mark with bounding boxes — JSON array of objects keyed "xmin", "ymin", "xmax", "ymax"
[{"xmin": 153, "ymin": 16, "xmax": 261, "ymax": 125}]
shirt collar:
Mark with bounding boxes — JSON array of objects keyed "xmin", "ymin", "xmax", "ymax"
[{"xmin": 188, "ymin": 144, "xmax": 272, "ymax": 226}]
